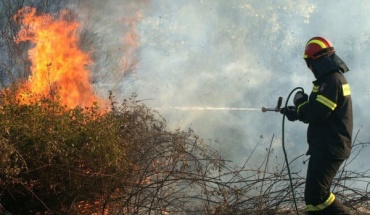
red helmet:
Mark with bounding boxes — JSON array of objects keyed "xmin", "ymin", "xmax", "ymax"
[{"xmin": 303, "ymin": 36, "xmax": 335, "ymax": 59}]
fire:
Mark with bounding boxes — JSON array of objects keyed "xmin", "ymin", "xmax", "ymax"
[
  {"xmin": 14, "ymin": 7, "xmax": 105, "ymax": 109},
  {"xmin": 121, "ymin": 11, "xmax": 142, "ymax": 65}
]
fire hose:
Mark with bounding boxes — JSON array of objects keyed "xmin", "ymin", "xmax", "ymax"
[{"xmin": 262, "ymin": 87, "xmax": 304, "ymax": 215}]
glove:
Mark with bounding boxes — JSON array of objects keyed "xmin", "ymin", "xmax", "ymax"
[
  {"xmin": 293, "ymin": 91, "xmax": 308, "ymax": 107},
  {"xmin": 280, "ymin": 106, "xmax": 298, "ymax": 121}
]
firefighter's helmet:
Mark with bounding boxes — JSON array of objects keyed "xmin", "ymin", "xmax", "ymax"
[{"xmin": 303, "ymin": 36, "xmax": 335, "ymax": 59}]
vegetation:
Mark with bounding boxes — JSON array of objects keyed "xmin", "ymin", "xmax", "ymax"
[
  {"xmin": 1, "ymin": 1, "xmax": 370, "ymax": 214},
  {"xmin": 0, "ymin": 0, "xmax": 72, "ymax": 85},
  {"xmin": 0, "ymin": 89, "xmax": 369, "ymax": 214}
]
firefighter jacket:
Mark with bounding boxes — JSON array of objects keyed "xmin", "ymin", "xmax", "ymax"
[{"xmin": 297, "ymin": 53, "xmax": 353, "ymax": 159}]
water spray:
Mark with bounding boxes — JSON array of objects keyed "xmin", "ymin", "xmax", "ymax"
[
  {"xmin": 157, "ymin": 106, "xmax": 260, "ymax": 111},
  {"xmin": 155, "ymin": 97, "xmax": 285, "ymax": 112}
]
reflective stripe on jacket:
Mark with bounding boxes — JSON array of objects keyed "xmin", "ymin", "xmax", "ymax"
[{"xmin": 297, "ymin": 71, "xmax": 353, "ymax": 159}]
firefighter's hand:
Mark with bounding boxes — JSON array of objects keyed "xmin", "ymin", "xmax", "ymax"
[
  {"xmin": 293, "ymin": 91, "xmax": 308, "ymax": 107},
  {"xmin": 280, "ymin": 106, "xmax": 298, "ymax": 121}
]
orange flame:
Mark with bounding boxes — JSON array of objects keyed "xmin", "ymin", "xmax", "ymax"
[
  {"xmin": 14, "ymin": 7, "xmax": 105, "ymax": 109},
  {"xmin": 121, "ymin": 11, "xmax": 142, "ymax": 65}
]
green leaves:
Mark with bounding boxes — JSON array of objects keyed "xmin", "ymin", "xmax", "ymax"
[{"xmin": 0, "ymin": 91, "xmax": 127, "ymax": 213}]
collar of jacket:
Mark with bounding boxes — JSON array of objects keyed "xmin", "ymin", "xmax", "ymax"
[{"xmin": 310, "ymin": 53, "xmax": 349, "ymax": 79}]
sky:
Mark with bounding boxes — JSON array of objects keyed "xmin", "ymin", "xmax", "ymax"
[{"xmin": 81, "ymin": 0, "xmax": 370, "ymax": 172}]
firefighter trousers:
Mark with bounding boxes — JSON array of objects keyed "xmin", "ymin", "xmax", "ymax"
[{"xmin": 304, "ymin": 156, "xmax": 351, "ymax": 215}]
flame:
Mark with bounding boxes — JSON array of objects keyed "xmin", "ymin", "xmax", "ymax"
[
  {"xmin": 14, "ymin": 7, "xmax": 105, "ymax": 109},
  {"xmin": 121, "ymin": 11, "xmax": 142, "ymax": 65},
  {"xmin": 109, "ymin": 11, "xmax": 142, "ymax": 90}
]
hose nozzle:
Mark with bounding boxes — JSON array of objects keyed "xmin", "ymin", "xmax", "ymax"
[{"xmin": 262, "ymin": 97, "xmax": 283, "ymax": 112}]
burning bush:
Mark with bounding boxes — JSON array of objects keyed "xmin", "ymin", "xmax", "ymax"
[
  {"xmin": 0, "ymin": 90, "xmax": 227, "ymax": 214},
  {"xmin": 0, "ymin": 89, "xmax": 127, "ymax": 213},
  {"xmin": 1, "ymin": 2, "xmax": 370, "ymax": 215}
]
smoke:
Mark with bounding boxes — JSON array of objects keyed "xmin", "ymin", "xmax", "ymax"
[
  {"xmin": 128, "ymin": 0, "xmax": 316, "ymax": 161},
  {"xmin": 76, "ymin": 0, "xmax": 150, "ymax": 97},
  {"xmin": 81, "ymin": 0, "xmax": 370, "ymax": 168}
]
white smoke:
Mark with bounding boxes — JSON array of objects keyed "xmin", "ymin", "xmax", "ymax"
[{"xmin": 82, "ymin": 0, "xmax": 370, "ymax": 169}]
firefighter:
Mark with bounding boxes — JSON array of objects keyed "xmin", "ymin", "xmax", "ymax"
[{"xmin": 281, "ymin": 36, "xmax": 353, "ymax": 214}]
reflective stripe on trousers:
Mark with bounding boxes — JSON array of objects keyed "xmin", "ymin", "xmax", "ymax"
[{"xmin": 306, "ymin": 192, "xmax": 336, "ymax": 211}]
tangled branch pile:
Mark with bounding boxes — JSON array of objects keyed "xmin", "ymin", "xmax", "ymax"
[{"xmin": 0, "ymin": 89, "xmax": 369, "ymax": 215}]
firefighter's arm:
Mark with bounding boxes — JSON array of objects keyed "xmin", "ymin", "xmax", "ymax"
[
  {"xmin": 297, "ymin": 77, "xmax": 338, "ymax": 123},
  {"xmin": 297, "ymin": 98, "xmax": 332, "ymax": 123}
]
